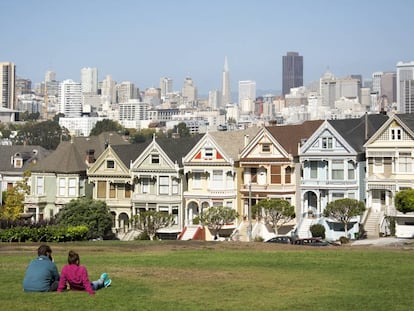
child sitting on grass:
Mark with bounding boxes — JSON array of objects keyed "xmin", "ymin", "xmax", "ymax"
[{"xmin": 57, "ymin": 250, "xmax": 111, "ymax": 295}]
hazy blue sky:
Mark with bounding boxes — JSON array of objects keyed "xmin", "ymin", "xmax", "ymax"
[{"xmin": 1, "ymin": 0, "xmax": 413, "ymax": 95}]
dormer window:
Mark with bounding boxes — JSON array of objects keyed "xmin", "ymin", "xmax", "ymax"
[
  {"xmin": 203, "ymin": 147, "xmax": 214, "ymax": 159},
  {"xmin": 390, "ymin": 128, "xmax": 402, "ymax": 140},
  {"xmin": 322, "ymin": 137, "xmax": 333, "ymax": 149},
  {"xmin": 14, "ymin": 158, "xmax": 23, "ymax": 168},
  {"xmin": 262, "ymin": 143, "xmax": 271, "ymax": 153},
  {"xmin": 106, "ymin": 160, "xmax": 115, "ymax": 169}
]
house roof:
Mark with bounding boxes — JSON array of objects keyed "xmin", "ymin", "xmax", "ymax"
[
  {"xmin": 265, "ymin": 120, "xmax": 324, "ymax": 157},
  {"xmin": 0, "ymin": 145, "xmax": 50, "ymax": 174},
  {"xmin": 209, "ymin": 127, "xmax": 261, "ymax": 160},
  {"xmin": 111, "ymin": 141, "xmax": 151, "ymax": 168},
  {"xmin": 31, "ymin": 132, "xmax": 129, "ymax": 174},
  {"xmin": 156, "ymin": 135, "xmax": 203, "ymax": 166},
  {"xmin": 328, "ymin": 113, "xmax": 389, "ymax": 153},
  {"xmin": 396, "ymin": 113, "xmax": 414, "ymax": 132}
]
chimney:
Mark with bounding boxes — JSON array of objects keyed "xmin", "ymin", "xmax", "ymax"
[{"xmin": 86, "ymin": 149, "xmax": 95, "ymax": 164}]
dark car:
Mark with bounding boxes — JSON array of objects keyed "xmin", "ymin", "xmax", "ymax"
[
  {"xmin": 293, "ymin": 237, "xmax": 329, "ymax": 246},
  {"xmin": 265, "ymin": 236, "xmax": 293, "ymax": 244}
]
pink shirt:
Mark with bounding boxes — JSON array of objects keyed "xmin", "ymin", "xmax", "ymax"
[{"xmin": 57, "ymin": 264, "xmax": 94, "ymax": 295}]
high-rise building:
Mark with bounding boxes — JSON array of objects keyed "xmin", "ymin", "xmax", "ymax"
[
  {"xmin": 80, "ymin": 67, "xmax": 98, "ymax": 94},
  {"xmin": 372, "ymin": 72, "xmax": 383, "ymax": 95},
  {"xmin": 396, "ymin": 61, "xmax": 414, "ymax": 113},
  {"xmin": 101, "ymin": 75, "xmax": 116, "ymax": 104},
  {"xmin": 59, "ymin": 79, "xmax": 82, "ymax": 117},
  {"xmin": 160, "ymin": 77, "xmax": 173, "ymax": 97},
  {"xmin": 380, "ymin": 72, "xmax": 396, "ymax": 105},
  {"xmin": 238, "ymin": 80, "xmax": 256, "ymax": 104},
  {"xmin": 208, "ymin": 90, "xmax": 221, "ymax": 110},
  {"xmin": 116, "ymin": 81, "xmax": 138, "ymax": 103},
  {"xmin": 182, "ymin": 77, "xmax": 197, "ymax": 104},
  {"xmin": 45, "ymin": 70, "xmax": 56, "ymax": 83},
  {"xmin": 282, "ymin": 52, "xmax": 303, "ymax": 96},
  {"xmin": 221, "ymin": 56, "xmax": 232, "ymax": 106},
  {"xmin": 0, "ymin": 62, "xmax": 16, "ymax": 109}
]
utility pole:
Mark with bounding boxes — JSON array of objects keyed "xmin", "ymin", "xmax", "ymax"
[{"xmin": 248, "ymin": 182, "xmax": 252, "ymax": 241}]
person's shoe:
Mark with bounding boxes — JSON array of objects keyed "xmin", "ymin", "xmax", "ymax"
[
  {"xmin": 104, "ymin": 278, "xmax": 112, "ymax": 288},
  {"xmin": 100, "ymin": 273, "xmax": 108, "ymax": 281}
]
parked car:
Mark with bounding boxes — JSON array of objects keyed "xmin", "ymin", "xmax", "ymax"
[
  {"xmin": 265, "ymin": 236, "xmax": 293, "ymax": 244},
  {"xmin": 293, "ymin": 237, "xmax": 330, "ymax": 246}
]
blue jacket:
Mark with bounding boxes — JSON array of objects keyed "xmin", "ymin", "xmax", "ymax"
[{"xmin": 23, "ymin": 255, "xmax": 60, "ymax": 292}]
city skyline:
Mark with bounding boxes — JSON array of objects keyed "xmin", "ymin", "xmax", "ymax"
[{"xmin": 1, "ymin": 0, "xmax": 414, "ymax": 95}]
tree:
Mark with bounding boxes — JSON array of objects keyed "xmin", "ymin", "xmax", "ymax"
[
  {"xmin": 395, "ymin": 189, "xmax": 414, "ymax": 214},
  {"xmin": 132, "ymin": 210, "xmax": 175, "ymax": 240},
  {"xmin": 0, "ymin": 171, "xmax": 31, "ymax": 220},
  {"xmin": 56, "ymin": 198, "xmax": 113, "ymax": 239},
  {"xmin": 323, "ymin": 198, "xmax": 366, "ymax": 237},
  {"xmin": 199, "ymin": 206, "xmax": 239, "ymax": 239},
  {"xmin": 252, "ymin": 199, "xmax": 295, "ymax": 235},
  {"xmin": 173, "ymin": 122, "xmax": 190, "ymax": 137},
  {"xmin": 90, "ymin": 119, "xmax": 123, "ymax": 136}
]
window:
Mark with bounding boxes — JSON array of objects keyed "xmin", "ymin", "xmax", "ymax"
[
  {"xmin": 125, "ymin": 183, "xmax": 131, "ymax": 198},
  {"xmin": 226, "ymin": 172, "xmax": 233, "ymax": 189},
  {"xmin": 142, "ymin": 178, "xmax": 150, "ymax": 193},
  {"xmin": 310, "ymin": 161, "xmax": 318, "ymax": 179},
  {"xmin": 390, "ymin": 128, "xmax": 402, "ymax": 140},
  {"xmin": 193, "ymin": 172, "xmax": 202, "ymax": 188},
  {"xmin": 322, "ymin": 137, "xmax": 333, "ymax": 149},
  {"xmin": 36, "ymin": 177, "xmax": 44, "ymax": 195},
  {"xmin": 262, "ymin": 143, "xmax": 271, "ymax": 152},
  {"xmin": 58, "ymin": 178, "xmax": 66, "ymax": 196},
  {"xmin": 348, "ymin": 161, "xmax": 355, "ymax": 180},
  {"xmin": 97, "ymin": 181, "xmax": 106, "ymax": 198},
  {"xmin": 14, "ymin": 159, "xmax": 22, "ymax": 168},
  {"xmin": 106, "ymin": 160, "xmax": 115, "ymax": 169},
  {"xmin": 285, "ymin": 167, "xmax": 291, "ymax": 184},
  {"xmin": 271, "ymin": 165, "xmax": 281, "ymax": 183},
  {"xmin": 159, "ymin": 176, "xmax": 169, "ymax": 195},
  {"xmin": 397, "ymin": 152, "xmax": 412, "ymax": 173},
  {"xmin": 211, "ymin": 170, "xmax": 223, "ymax": 189},
  {"xmin": 332, "ymin": 193, "xmax": 344, "ymax": 201},
  {"xmin": 203, "ymin": 147, "xmax": 213, "ymax": 159},
  {"xmin": 332, "ymin": 160, "xmax": 344, "ymax": 180},
  {"xmin": 250, "ymin": 168, "xmax": 258, "ymax": 183},
  {"xmin": 172, "ymin": 179, "xmax": 179, "ymax": 194},
  {"xmin": 172, "ymin": 206, "xmax": 179, "ymax": 225},
  {"xmin": 68, "ymin": 178, "xmax": 77, "ymax": 196},
  {"xmin": 109, "ymin": 183, "xmax": 116, "ymax": 198},
  {"xmin": 373, "ymin": 157, "xmax": 383, "ymax": 173},
  {"xmin": 151, "ymin": 154, "xmax": 159, "ymax": 164}
]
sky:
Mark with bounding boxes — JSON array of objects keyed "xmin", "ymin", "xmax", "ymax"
[{"xmin": 1, "ymin": 0, "xmax": 414, "ymax": 96}]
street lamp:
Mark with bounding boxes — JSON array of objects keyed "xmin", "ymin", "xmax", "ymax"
[{"xmin": 248, "ymin": 182, "xmax": 252, "ymax": 241}]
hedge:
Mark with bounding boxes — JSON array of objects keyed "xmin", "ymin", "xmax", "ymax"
[{"xmin": 0, "ymin": 225, "xmax": 89, "ymax": 242}]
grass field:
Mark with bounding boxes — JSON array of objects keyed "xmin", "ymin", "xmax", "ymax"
[{"xmin": 0, "ymin": 240, "xmax": 413, "ymax": 311}]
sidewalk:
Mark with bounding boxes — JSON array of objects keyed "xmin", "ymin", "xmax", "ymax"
[{"xmin": 351, "ymin": 237, "xmax": 411, "ymax": 246}]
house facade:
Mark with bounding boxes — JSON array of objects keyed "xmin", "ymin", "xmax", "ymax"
[
  {"xmin": 299, "ymin": 114, "xmax": 388, "ymax": 239},
  {"xmin": 364, "ymin": 113, "xmax": 414, "ymax": 238}
]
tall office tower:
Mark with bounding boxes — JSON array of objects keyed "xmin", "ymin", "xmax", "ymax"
[
  {"xmin": 208, "ymin": 90, "xmax": 221, "ymax": 110},
  {"xmin": 372, "ymin": 72, "xmax": 383, "ymax": 95},
  {"xmin": 182, "ymin": 77, "xmax": 197, "ymax": 103},
  {"xmin": 101, "ymin": 75, "xmax": 116, "ymax": 104},
  {"xmin": 396, "ymin": 61, "xmax": 414, "ymax": 113},
  {"xmin": 59, "ymin": 79, "xmax": 82, "ymax": 117},
  {"xmin": 80, "ymin": 67, "xmax": 98, "ymax": 94},
  {"xmin": 319, "ymin": 71, "xmax": 336, "ymax": 108},
  {"xmin": 15, "ymin": 78, "xmax": 32, "ymax": 95},
  {"xmin": 116, "ymin": 81, "xmax": 138, "ymax": 103},
  {"xmin": 0, "ymin": 62, "xmax": 16, "ymax": 109},
  {"xmin": 238, "ymin": 80, "xmax": 256, "ymax": 113},
  {"xmin": 160, "ymin": 77, "xmax": 173, "ymax": 97},
  {"xmin": 45, "ymin": 70, "xmax": 56, "ymax": 83},
  {"xmin": 380, "ymin": 72, "xmax": 396, "ymax": 105},
  {"xmin": 221, "ymin": 56, "xmax": 232, "ymax": 106},
  {"xmin": 282, "ymin": 52, "xmax": 303, "ymax": 96}
]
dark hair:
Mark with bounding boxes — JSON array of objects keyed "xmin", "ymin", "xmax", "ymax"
[
  {"xmin": 68, "ymin": 250, "xmax": 80, "ymax": 265},
  {"xmin": 37, "ymin": 244, "xmax": 52, "ymax": 257}
]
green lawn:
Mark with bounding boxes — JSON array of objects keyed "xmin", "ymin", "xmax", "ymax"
[{"xmin": 0, "ymin": 241, "xmax": 413, "ymax": 311}]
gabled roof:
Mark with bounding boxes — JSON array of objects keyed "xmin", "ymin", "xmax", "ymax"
[
  {"xmin": 395, "ymin": 113, "xmax": 414, "ymax": 132},
  {"xmin": 0, "ymin": 145, "xmax": 50, "ymax": 173},
  {"xmin": 156, "ymin": 135, "xmax": 203, "ymax": 166},
  {"xmin": 209, "ymin": 127, "xmax": 261, "ymax": 160},
  {"xmin": 265, "ymin": 120, "xmax": 324, "ymax": 157},
  {"xmin": 111, "ymin": 142, "xmax": 151, "ymax": 168},
  {"xmin": 31, "ymin": 132, "xmax": 129, "ymax": 174},
  {"xmin": 328, "ymin": 113, "xmax": 389, "ymax": 153}
]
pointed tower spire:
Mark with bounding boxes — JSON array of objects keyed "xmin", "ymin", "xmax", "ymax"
[{"xmin": 221, "ymin": 56, "xmax": 231, "ymax": 107}]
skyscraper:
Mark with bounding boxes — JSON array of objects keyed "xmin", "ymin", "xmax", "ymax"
[
  {"xmin": 160, "ymin": 77, "xmax": 173, "ymax": 97},
  {"xmin": 221, "ymin": 56, "xmax": 231, "ymax": 106},
  {"xmin": 282, "ymin": 52, "xmax": 303, "ymax": 96},
  {"xmin": 238, "ymin": 80, "xmax": 256, "ymax": 113},
  {"xmin": 0, "ymin": 62, "xmax": 16, "ymax": 109},
  {"xmin": 59, "ymin": 79, "xmax": 82, "ymax": 117},
  {"xmin": 80, "ymin": 67, "xmax": 98, "ymax": 94},
  {"xmin": 182, "ymin": 77, "xmax": 197, "ymax": 104},
  {"xmin": 396, "ymin": 61, "xmax": 414, "ymax": 113}
]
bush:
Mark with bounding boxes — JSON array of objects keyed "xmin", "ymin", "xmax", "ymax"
[
  {"xmin": 339, "ymin": 236, "xmax": 350, "ymax": 244},
  {"xmin": 0, "ymin": 225, "xmax": 88, "ymax": 242},
  {"xmin": 310, "ymin": 224, "xmax": 325, "ymax": 239}
]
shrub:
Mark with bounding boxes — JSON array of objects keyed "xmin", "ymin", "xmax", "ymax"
[
  {"xmin": 339, "ymin": 236, "xmax": 350, "ymax": 244},
  {"xmin": 310, "ymin": 224, "xmax": 326, "ymax": 239}
]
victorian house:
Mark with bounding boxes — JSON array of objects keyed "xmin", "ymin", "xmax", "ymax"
[
  {"xmin": 24, "ymin": 132, "xmax": 128, "ymax": 222},
  {"xmin": 181, "ymin": 127, "xmax": 260, "ymax": 240},
  {"xmin": 299, "ymin": 114, "xmax": 388, "ymax": 240},
  {"xmin": 238, "ymin": 120, "xmax": 323, "ymax": 240},
  {"xmin": 364, "ymin": 113, "xmax": 414, "ymax": 238}
]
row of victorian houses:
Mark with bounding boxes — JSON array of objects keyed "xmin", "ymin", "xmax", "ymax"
[{"xmin": 3, "ymin": 112, "xmax": 413, "ymax": 241}]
